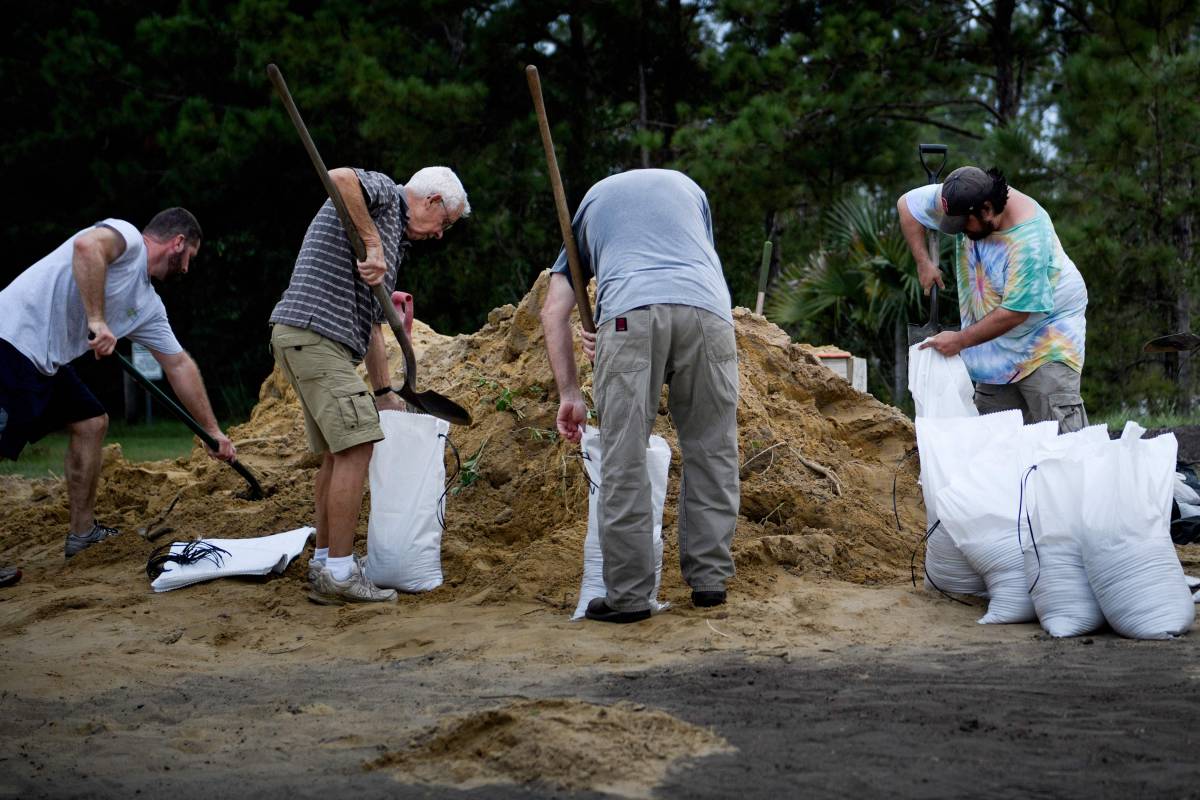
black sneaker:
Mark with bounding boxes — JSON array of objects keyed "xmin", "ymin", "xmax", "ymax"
[
  {"xmin": 584, "ymin": 598, "xmax": 651, "ymax": 624},
  {"xmin": 692, "ymin": 590, "xmax": 726, "ymax": 608},
  {"xmin": 65, "ymin": 523, "xmax": 120, "ymax": 559}
]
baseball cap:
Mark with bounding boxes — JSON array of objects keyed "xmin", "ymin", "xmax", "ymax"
[{"xmin": 937, "ymin": 166, "xmax": 994, "ymax": 234}]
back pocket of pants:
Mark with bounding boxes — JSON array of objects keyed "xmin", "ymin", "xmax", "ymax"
[{"xmin": 699, "ymin": 312, "xmax": 736, "ymax": 363}]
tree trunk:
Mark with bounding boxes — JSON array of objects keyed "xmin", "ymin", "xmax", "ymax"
[{"xmin": 1175, "ymin": 210, "xmax": 1195, "ymax": 411}]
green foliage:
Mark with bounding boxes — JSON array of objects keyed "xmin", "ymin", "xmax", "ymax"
[
  {"xmin": 452, "ymin": 437, "xmax": 488, "ymax": 495},
  {"xmin": 2, "ymin": 0, "xmax": 1197, "ymax": 422}
]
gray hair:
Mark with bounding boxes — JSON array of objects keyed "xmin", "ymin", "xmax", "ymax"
[{"xmin": 407, "ymin": 166, "xmax": 471, "ymax": 217}]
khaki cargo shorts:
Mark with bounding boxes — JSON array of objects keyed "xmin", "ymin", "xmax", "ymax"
[{"xmin": 269, "ymin": 324, "xmax": 383, "ymax": 454}]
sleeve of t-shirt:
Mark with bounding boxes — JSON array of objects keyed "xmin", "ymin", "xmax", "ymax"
[
  {"xmin": 902, "ymin": 184, "xmax": 944, "ymax": 231},
  {"xmin": 549, "ymin": 208, "xmax": 594, "ymax": 287},
  {"xmin": 999, "ymin": 215, "xmax": 1055, "ymax": 313},
  {"xmin": 353, "ymin": 169, "xmax": 397, "ymax": 214},
  {"xmin": 94, "ymin": 219, "xmax": 145, "ymax": 271},
  {"xmin": 126, "ymin": 295, "xmax": 183, "ymax": 356}
]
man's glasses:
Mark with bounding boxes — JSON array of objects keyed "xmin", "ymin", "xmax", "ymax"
[{"xmin": 438, "ymin": 199, "xmax": 455, "ymax": 233}]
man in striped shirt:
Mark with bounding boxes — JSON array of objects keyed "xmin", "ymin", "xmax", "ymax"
[{"xmin": 269, "ymin": 166, "xmax": 469, "ymax": 604}]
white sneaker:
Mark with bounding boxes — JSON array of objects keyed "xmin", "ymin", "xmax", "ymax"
[{"xmin": 307, "ymin": 559, "xmax": 396, "ymax": 606}]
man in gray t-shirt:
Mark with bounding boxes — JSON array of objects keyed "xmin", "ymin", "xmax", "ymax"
[
  {"xmin": 542, "ymin": 169, "xmax": 740, "ymax": 623},
  {"xmin": 0, "ymin": 208, "xmax": 235, "ymax": 559}
]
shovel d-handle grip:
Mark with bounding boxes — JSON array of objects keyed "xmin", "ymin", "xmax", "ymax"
[
  {"xmin": 918, "ymin": 143, "xmax": 948, "ymax": 183},
  {"xmin": 525, "ymin": 64, "xmax": 596, "ymax": 334}
]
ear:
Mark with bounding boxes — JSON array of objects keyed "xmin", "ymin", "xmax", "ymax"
[
  {"xmin": 427, "ymin": 193, "xmax": 443, "ymax": 206},
  {"xmin": 174, "ymin": 234, "xmax": 187, "ymax": 252}
]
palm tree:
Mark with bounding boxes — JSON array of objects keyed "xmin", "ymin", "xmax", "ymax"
[{"xmin": 768, "ymin": 193, "xmax": 951, "ymax": 408}]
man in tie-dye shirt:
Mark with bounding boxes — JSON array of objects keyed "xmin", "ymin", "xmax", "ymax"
[{"xmin": 897, "ymin": 166, "xmax": 1089, "ymax": 432}]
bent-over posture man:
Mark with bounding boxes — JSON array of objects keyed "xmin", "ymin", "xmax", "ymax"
[
  {"xmin": 270, "ymin": 166, "xmax": 469, "ymax": 605},
  {"xmin": 541, "ymin": 168, "xmax": 739, "ymax": 624},
  {"xmin": 0, "ymin": 209, "xmax": 236, "ymax": 558},
  {"xmin": 898, "ymin": 166, "xmax": 1089, "ymax": 431}
]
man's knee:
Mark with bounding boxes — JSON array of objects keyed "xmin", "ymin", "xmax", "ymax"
[{"xmin": 68, "ymin": 413, "xmax": 108, "ymax": 440}]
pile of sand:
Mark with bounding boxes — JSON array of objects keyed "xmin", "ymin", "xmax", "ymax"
[
  {"xmin": 369, "ymin": 698, "xmax": 732, "ymax": 797},
  {"xmin": 0, "ymin": 270, "xmax": 926, "ymax": 613}
]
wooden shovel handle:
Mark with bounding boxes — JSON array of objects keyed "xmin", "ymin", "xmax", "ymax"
[
  {"xmin": 525, "ymin": 65, "xmax": 595, "ymax": 333},
  {"xmin": 266, "ymin": 63, "xmax": 420, "ymax": 388}
]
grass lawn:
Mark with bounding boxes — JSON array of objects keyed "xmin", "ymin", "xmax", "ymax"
[
  {"xmin": 1093, "ymin": 409, "xmax": 1200, "ymax": 431},
  {"xmin": 0, "ymin": 419, "xmax": 200, "ymax": 479}
]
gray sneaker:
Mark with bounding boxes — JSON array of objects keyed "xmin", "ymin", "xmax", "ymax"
[
  {"xmin": 306, "ymin": 554, "xmax": 366, "ymax": 587},
  {"xmin": 307, "ymin": 560, "xmax": 396, "ymax": 606},
  {"xmin": 65, "ymin": 523, "xmax": 120, "ymax": 559}
]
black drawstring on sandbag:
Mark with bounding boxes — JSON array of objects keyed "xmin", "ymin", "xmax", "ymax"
[
  {"xmin": 1018, "ymin": 464, "xmax": 1042, "ymax": 593},
  {"xmin": 581, "ymin": 450, "xmax": 598, "ymax": 494},
  {"xmin": 436, "ymin": 433, "xmax": 462, "ymax": 530},
  {"xmin": 146, "ymin": 540, "xmax": 231, "ymax": 580},
  {"xmin": 908, "ymin": 519, "xmax": 972, "ymax": 606},
  {"xmin": 895, "ymin": 448, "xmax": 971, "ymax": 606}
]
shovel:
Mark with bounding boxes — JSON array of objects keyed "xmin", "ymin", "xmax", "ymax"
[
  {"xmin": 1144, "ymin": 332, "xmax": 1200, "ymax": 353},
  {"xmin": 266, "ymin": 63, "xmax": 470, "ymax": 427},
  {"xmin": 90, "ymin": 335, "xmax": 266, "ymax": 500},
  {"xmin": 907, "ymin": 143, "xmax": 958, "ymax": 347}
]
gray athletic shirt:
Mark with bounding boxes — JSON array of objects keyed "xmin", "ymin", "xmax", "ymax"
[
  {"xmin": 0, "ymin": 219, "xmax": 182, "ymax": 375},
  {"xmin": 550, "ymin": 169, "xmax": 733, "ymax": 326}
]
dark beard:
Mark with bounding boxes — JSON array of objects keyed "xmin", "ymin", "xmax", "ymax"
[
  {"xmin": 965, "ymin": 220, "xmax": 997, "ymax": 241},
  {"xmin": 164, "ymin": 250, "xmax": 185, "ymax": 281}
]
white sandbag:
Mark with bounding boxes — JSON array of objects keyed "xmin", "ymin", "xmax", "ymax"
[
  {"xmin": 938, "ymin": 421, "xmax": 1059, "ymax": 623},
  {"xmin": 572, "ymin": 426, "xmax": 671, "ymax": 620},
  {"xmin": 915, "ymin": 411, "xmax": 1023, "ymax": 595},
  {"xmin": 150, "ymin": 526, "xmax": 314, "ymax": 592},
  {"xmin": 908, "ymin": 344, "xmax": 977, "ymax": 418},
  {"xmin": 1079, "ymin": 422, "xmax": 1195, "ymax": 639},
  {"xmin": 1021, "ymin": 426, "xmax": 1112, "ymax": 637},
  {"xmin": 365, "ymin": 410, "xmax": 450, "ymax": 592}
]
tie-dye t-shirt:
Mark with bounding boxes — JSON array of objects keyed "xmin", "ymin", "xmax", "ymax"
[{"xmin": 904, "ymin": 183, "xmax": 1087, "ymax": 384}]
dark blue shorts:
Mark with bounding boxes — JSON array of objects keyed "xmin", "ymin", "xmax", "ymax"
[{"xmin": 0, "ymin": 338, "xmax": 106, "ymax": 460}]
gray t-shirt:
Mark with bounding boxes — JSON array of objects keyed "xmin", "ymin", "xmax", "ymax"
[
  {"xmin": 0, "ymin": 219, "xmax": 182, "ymax": 375},
  {"xmin": 551, "ymin": 169, "xmax": 733, "ymax": 326}
]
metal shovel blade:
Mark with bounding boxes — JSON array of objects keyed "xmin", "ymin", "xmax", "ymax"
[
  {"xmin": 1144, "ymin": 331, "xmax": 1200, "ymax": 353},
  {"xmin": 907, "ymin": 285, "xmax": 958, "ymax": 347}
]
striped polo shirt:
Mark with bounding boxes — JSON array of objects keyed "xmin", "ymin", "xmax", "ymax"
[{"xmin": 270, "ymin": 168, "xmax": 411, "ymax": 360}]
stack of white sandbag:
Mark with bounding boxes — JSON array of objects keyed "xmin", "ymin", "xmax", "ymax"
[{"xmin": 911, "ymin": 347, "xmax": 1194, "ymax": 639}]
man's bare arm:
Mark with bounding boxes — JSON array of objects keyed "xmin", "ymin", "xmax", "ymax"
[
  {"xmin": 153, "ymin": 349, "xmax": 236, "ymax": 460},
  {"xmin": 897, "ymin": 193, "xmax": 945, "ymax": 293},
  {"xmin": 540, "ymin": 274, "xmax": 587, "ymax": 442},
  {"xmin": 329, "ymin": 168, "xmax": 387, "ymax": 286},
  {"xmin": 73, "ymin": 227, "xmax": 127, "ymax": 358},
  {"xmin": 919, "ymin": 307, "xmax": 1030, "ymax": 356},
  {"xmin": 366, "ymin": 324, "xmax": 404, "ymax": 411}
]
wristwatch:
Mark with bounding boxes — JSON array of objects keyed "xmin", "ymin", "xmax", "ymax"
[{"xmin": 373, "ymin": 386, "xmax": 394, "ymax": 397}]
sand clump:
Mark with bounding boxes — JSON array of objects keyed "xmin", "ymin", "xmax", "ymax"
[
  {"xmin": 369, "ymin": 698, "xmax": 733, "ymax": 797},
  {"xmin": 0, "ymin": 270, "xmax": 926, "ymax": 620}
]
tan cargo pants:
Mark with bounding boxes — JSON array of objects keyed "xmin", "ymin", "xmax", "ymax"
[{"xmin": 593, "ymin": 304, "xmax": 740, "ymax": 612}]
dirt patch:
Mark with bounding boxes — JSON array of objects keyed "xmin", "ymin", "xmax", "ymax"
[{"xmin": 369, "ymin": 698, "xmax": 732, "ymax": 797}]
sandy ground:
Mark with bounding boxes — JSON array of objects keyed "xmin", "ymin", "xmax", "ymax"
[{"xmin": 2, "ymin": 275, "xmax": 1198, "ymax": 798}]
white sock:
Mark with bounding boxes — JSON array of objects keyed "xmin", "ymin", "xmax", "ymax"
[
  {"xmin": 326, "ymin": 555, "xmax": 354, "ymax": 581},
  {"xmin": 314, "ymin": 547, "xmax": 329, "ymax": 564}
]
